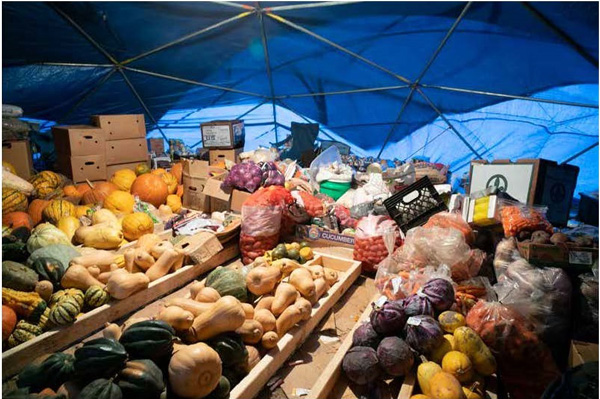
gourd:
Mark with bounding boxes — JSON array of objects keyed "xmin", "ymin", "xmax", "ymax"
[
  {"xmin": 78, "ymin": 378, "xmax": 123, "ymax": 399},
  {"xmin": 304, "ymin": 265, "xmax": 324, "ymax": 280},
  {"xmin": 431, "ymin": 334, "xmax": 456, "ymax": 364},
  {"xmin": 235, "ymin": 319, "xmax": 264, "ymax": 344},
  {"xmin": 241, "ymin": 303, "xmax": 254, "ymax": 319},
  {"xmin": 2, "ymin": 260, "xmax": 39, "ymax": 291},
  {"xmin": 209, "ymin": 376, "xmax": 231, "ymax": 399},
  {"xmin": 123, "ymin": 248, "xmax": 137, "ymax": 273},
  {"xmin": 7, "ymin": 320, "xmax": 43, "ymax": 348},
  {"xmin": 439, "ymin": 311, "xmax": 466, "ymax": 334},
  {"xmin": 136, "ymin": 234, "xmax": 162, "ymax": 251},
  {"xmin": 110, "ymin": 169, "xmax": 137, "ymax": 192},
  {"xmin": 428, "ymin": 371, "xmax": 465, "ymax": 399},
  {"xmin": 106, "ymin": 272, "xmax": 149, "ymax": 300},
  {"xmin": 85, "ymin": 285, "xmax": 111, "ymax": 308},
  {"xmin": 462, "ymin": 386, "xmax": 483, "ymax": 399},
  {"xmin": 30, "ymin": 171, "xmax": 62, "ymax": 199},
  {"xmin": 164, "ymin": 298, "xmax": 212, "ymax": 316},
  {"xmin": 2, "ymin": 212, "xmax": 33, "ymax": 231},
  {"xmin": 103, "ymin": 191, "xmax": 135, "ymax": 215},
  {"xmin": 166, "ymin": 194, "xmax": 182, "ymax": 213},
  {"xmin": 119, "ymin": 320, "xmax": 176, "ymax": 360},
  {"xmin": 145, "ymin": 249, "xmax": 179, "ymax": 281},
  {"xmin": 168, "ymin": 342, "xmax": 222, "ymax": 399},
  {"xmin": 35, "ymin": 281, "xmax": 54, "ymax": 302},
  {"xmin": 17, "ymin": 352, "xmax": 75, "ymax": 392},
  {"xmin": 2, "ymin": 287, "xmax": 47, "ymax": 321},
  {"xmin": 49, "ymin": 297, "xmax": 81, "ymax": 325},
  {"xmin": 117, "ymin": 359, "xmax": 165, "ymax": 398},
  {"xmin": 81, "ymin": 181, "xmax": 119, "ymax": 205},
  {"xmin": 206, "ymin": 333, "xmax": 248, "ymax": 369},
  {"xmin": 122, "ymin": 212, "xmax": 154, "ymax": 241},
  {"xmin": 28, "ymin": 199, "xmax": 50, "ymax": 226},
  {"xmin": 63, "ymin": 185, "xmax": 82, "ymax": 199},
  {"xmin": 417, "ymin": 360, "xmax": 442, "ymax": 397},
  {"xmin": 152, "ymin": 169, "xmax": 178, "ymax": 194},
  {"xmin": 294, "ymin": 297, "xmax": 312, "ymax": 321},
  {"xmin": 171, "ymin": 163, "xmax": 183, "ymax": 184},
  {"xmin": 3, "ymin": 188, "xmax": 28, "ymax": 214},
  {"xmin": 74, "ymin": 224, "xmax": 124, "ymax": 250},
  {"xmin": 189, "ymin": 296, "xmax": 246, "ymax": 342},
  {"xmin": 157, "ymin": 306, "xmax": 194, "ymax": 331},
  {"xmin": 57, "ymin": 216, "xmax": 80, "ymax": 241},
  {"xmin": 442, "ymin": 351, "xmax": 474, "ymax": 383},
  {"xmin": 2, "ymin": 305, "xmax": 17, "ymax": 341},
  {"xmin": 135, "ymin": 163, "xmax": 151, "ymax": 176},
  {"xmin": 453, "ymin": 327, "xmax": 496, "ymax": 376},
  {"xmin": 255, "ymin": 295, "xmax": 274, "ymax": 312},
  {"xmin": 27, "ymin": 244, "xmax": 80, "ymax": 271},
  {"xmin": 50, "ymin": 288, "xmax": 85, "ymax": 308},
  {"xmin": 92, "ymin": 209, "xmax": 121, "ymax": 228},
  {"xmin": 276, "ymin": 304, "xmax": 304, "ymax": 336},
  {"xmin": 3, "ymin": 169, "xmax": 34, "ymax": 195},
  {"xmin": 42, "ymin": 200, "xmax": 76, "ymax": 224},
  {"xmin": 254, "ymin": 308, "xmax": 276, "ymax": 332},
  {"xmin": 272, "ymin": 283, "xmax": 297, "ymax": 316},
  {"xmin": 27, "ymin": 223, "xmax": 71, "ymax": 253},
  {"xmin": 150, "ymin": 241, "xmax": 174, "ymax": 259},
  {"xmin": 194, "ymin": 287, "xmax": 221, "ymax": 303},
  {"xmin": 61, "ymin": 264, "xmax": 105, "ymax": 290},
  {"xmin": 130, "ymin": 174, "xmax": 168, "ymax": 208},
  {"xmin": 205, "ymin": 266, "xmax": 248, "ymax": 303},
  {"xmin": 323, "ymin": 268, "xmax": 338, "ymax": 285},
  {"xmin": 261, "ymin": 331, "xmax": 279, "ymax": 349},
  {"xmin": 245, "ymin": 266, "xmax": 281, "ymax": 296},
  {"xmin": 75, "ymin": 205, "xmax": 92, "ymax": 218}
]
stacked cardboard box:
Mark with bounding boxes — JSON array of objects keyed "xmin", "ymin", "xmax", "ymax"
[
  {"xmin": 202, "ymin": 120, "xmax": 245, "ymax": 169},
  {"xmin": 2, "ymin": 139, "xmax": 34, "ymax": 179},
  {"xmin": 52, "ymin": 125, "xmax": 107, "ymax": 182}
]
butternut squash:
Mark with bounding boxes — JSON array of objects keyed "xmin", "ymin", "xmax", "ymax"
[
  {"xmin": 74, "ymin": 223, "xmax": 123, "ymax": 249},
  {"xmin": 271, "ymin": 283, "xmax": 298, "ymax": 316},
  {"xmin": 171, "ymin": 249, "xmax": 185, "ymax": 272},
  {"xmin": 255, "ymin": 295, "xmax": 274, "ymax": 312},
  {"xmin": 136, "ymin": 234, "xmax": 162, "ymax": 251},
  {"xmin": 261, "ymin": 331, "xmax": 279, "ymax": 349},
  {"xmin": 61, "ymin": 264, "xmax": 105, "ymax": 290},
  {"xmin": 289, "ymin": 268, "xmax": 315, "ymax": 298},
  {"xmin": 92, "ymin": 209, "xmax": 120, "ymax": 229},
  {"xmin": 168, "ymin": 342, "xmax": 222, "ymax": 399},
  {"xmin": 88, "ymin": 266, "xmax": 101, "ymax": 278},
  {"xmin": 106, "ymin": 272, "xmax": 149, "ymax": 299},
  {"xmin": 164, "ymin": 298, "xmax": 212, "ymax": 317},
  {"xmin": 309, "ymin": 277, "xmax": 329, "ymax": 305},
  {"xmin": 294, "ymin": 297, "xmax": 312, "ymax": 321},
  {"xmin": 150, "ymin": 241, "xmax": 174, "ymax": 259},
  {"xmin": 194, "ymin": 287, "xmax": 221, "ymax": 303},
  {"xmin": 276, "ymin": 304, "xmax": 303, "ymax": 336},
  {"xmin": 323, "ymin": 268, "xmax": 339, "ymax": 286},
  {"xmin": 157, "ymin": 306, "xmax": 194, "ymax": 331},
  {"xmin": 124, "ymin": 248, "xmax": 136, "ymax": 273},
  {"xmin": 189, "ymin": 296, "xmax": 245, "ymax": 341},
  {"xmin": 253, "ymin": 309, "xmax": 276, "ymax": 332},
  {"xmin": 245, "ymin": 265, "xmax": 281, "ymax": 296},
  {"xmin": 103, "ymin": 322, "xmax": 122, "ymax": 340},
  {"xmin": 241, "ymin": 303, "xmax": 254, "ymax": 319},
  {"xmin": 72, "ymin": 250, "xmax": 117, "ymax": 267},
  {"xmin": 235, "ymin": 319, "xmax": 264, "ymax": 344},
  {"xmin": 272, "ymin": 258, "xmax": 302, "ymax": 277},
  {"xmin": 122, "ymin": 317, "xmax": 151, "ymax": 332},
  {"xmin": 134, "ymin": 248, "xmax": 155, "ymax": 270},
  {"xmin": 146, "ymin": 248, "xmax": 179, "ymax": 281},
  {"xmin": 189, "ymin": 281, "xmax": 205, "ymax": 299},
  {"xmin": 304, "ymin": 264, "xmax": 324, "ymax": 280}
]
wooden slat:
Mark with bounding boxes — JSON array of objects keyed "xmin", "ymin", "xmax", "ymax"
[
  {"xmin": 397, "ymin": 373, "xmax": 416, "ymax": 399},
  {"xmin": 2, "ymin": 241, "xmax": 239, "ymax": 378},
  {"xmin": 230, "ymin": 254, "xmax": 362, "ymax": 399}
]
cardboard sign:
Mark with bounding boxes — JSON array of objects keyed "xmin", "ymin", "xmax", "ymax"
[
  {"xmin": 201, "ymin": 120, "xmax": 245, "ymax": 149},
  {"xmin": 469, "ymin": 163, "xmax": 535, "ymax": 203}
]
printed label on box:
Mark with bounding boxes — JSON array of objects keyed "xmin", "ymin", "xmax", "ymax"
[
  {"xmin": 296, "ymin": 225, "xmax": 355, "ymax": 247},
  {"xmin": 569, "ymin": 251, "xmax": 593, "ymax": 265},
  {"xmin": 203, "ymin": 125, "xmax": 233, "ymax": 147}
]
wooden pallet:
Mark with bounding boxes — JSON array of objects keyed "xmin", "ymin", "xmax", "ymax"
[{"xmin": 2, "ymin": 240, "xmax": 239, "ymax": 378}]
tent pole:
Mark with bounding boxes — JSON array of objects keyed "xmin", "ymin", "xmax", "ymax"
[
  {"xmin": 37, "ymin": 62, "xmax": 115, "ymax": 68},
  {"xmin": 266, "ymin": 12, "xmax": 411, "ymax": 84},
  {"xmin": 267, "ymin": 2, "xmax": 360, "ymax": 12},
  {"xmin": 123, "ymin": 66, "xmax": 267, "ymax": 98},
  {"xmin": 521, "ymin": 2, "xmax": 598, "ymax": 68},
  {"xmin": 211, "ymin": 1, "xmax": 255, "ymax": 10},
  {"xmin": 376, "ymin": 1, "xmax": 472, "ymax": 158},
  {"xmin": 118, "ymin": 69, "xmax": 170, "ymax": 143},
  {"xmin": 278, "ymin": 84, "xmax": 410, "ymax": 98},
  {"xmin": 236, "ymin": 101, "xmax": 268, "ymax": 120},
  {"xmin": 122, "ymin": 11, "xmax": 255, "ymax": 65},
  {"xmin": 257, "ymin": 4, "xmax": 279, "ymax": 142},
  {"xmin": 562, "ymin": 142, "xmax": 599, "ymax": 164},
  {"xmin": 275, "ymin": 98, "xmax": 338, "ymax": 142},
  {"xmin": 421, "ymin": 84, "xmax": 599, "ymax": 109},
  {"xmin": 416, "ymin": 87, "xmax": 483, "ymax": 158}
]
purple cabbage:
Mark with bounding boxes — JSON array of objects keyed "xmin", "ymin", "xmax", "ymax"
[
  {"xmin": 420, "ymin": 278, "xmax": 455, "ymax": 312},
  {"xmin": 221, "ymin": 161, "xmax": 263, "ymax": 193},
  {"xmin": 376, "ymin": 336, "xmax": 414, "ymax": 377},
  {"xmin": 260, "ymin": 161, "xmax": 285, "ymax": 187},
  {"xmin": 404, "ymin": 315, "xmax": 443, "ymax": 355},
  {"xmin": 342, "ymin": 346, "xmax": 382, "ymax": 385},
  {"xmin": 352, "ymin": 322, "xmax": 381, "ymax": 349},
  {"xmin": 402, "ymin": 294, "xmax": 435, "ymax": 318},
  {"xmin": 370, "ymin": 300, "xmax": 407, "ymax": 336}
]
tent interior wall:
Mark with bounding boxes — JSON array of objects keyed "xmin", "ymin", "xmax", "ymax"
[{"xmin": 3, "ymin": 1, "xmax": 598, "ymax": 194}]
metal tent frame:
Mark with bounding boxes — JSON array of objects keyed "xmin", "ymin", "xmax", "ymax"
[{"xmin": 24, "ymin": 1, "xmax": 599, "ymax": 161}]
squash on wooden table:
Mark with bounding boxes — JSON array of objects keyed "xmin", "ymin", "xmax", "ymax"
[
  {"xmin": 106, "ymin": 272, "xmax": 149, "ymax": 300},
  {"xmin": 271, "ymin": 283, "xmax": 297, "ymax": 316},
  {"xmin": 78, "ymin": 378, "xmax": 123, "ymax": 399},
  {"xmin": 81, "ymin": 181, "xmax": 118, "ymax": 205},
  {"xmin": 2, "ymin": 211, "xmax": 33, "ymax": 231},
  {"xmin": 166, "ymin": 194, "xmax": 182, "ymax": 213},
  {"xmin": 119, "ymin": 320, "xmax": 175, "ymax": 360},
  {"xmin": 2, "ymin": 260, "xmax": 39, "ymax": 291},
  {"xmin": 28, "ymin": 199, "xmax": 50, "ymax": 225},
  {"xmin": 74, "ymin": 338, "xmax": 127, "ymax": 381},
  {"xmin": 61, "ymin": 264, "xmax": 105, "ymax": 291},
  {"xmin": 157, "ymin": 306, "xmax": 194, "ymax": 331},
  {"xmin": 3, "ymin": 188, "xmax": 28, "ymax": 215},
  {"xmin": 16, "ymin": 352, "xmax": 75, "ymax": 392},
  {"xmin": 85, "ymin": 285, "xmax": 111, "ymax": 308},
  {"xmin": 245, "ymin": 265, "xmax": 281, "ymax": 296},
  {"xmin": 205, "ymin": 266, "xmax": 248, "ymax": 302},
  {"xmin": 27, "ymin": 223, "xmax": 72, "ymax": 253},
  {"xmin": 7, "ymin": 320, "xmax": 43, "ymax": 348},
  {"xmin": 168, "ymin": 342, "xmax": 222, "ymax": 399},
  {"xmin": 29, "ymin": 171, "xmax": 62, "ymax": 199},
  {"xmin": 57, "ymin": 216, "xmax": 81, "ymax": 241},
  {"xmin": 188, "ymin": 296, "xmax": 245, "ymax": 342},
  {"xmin": 117, "ymin": 359, "xmax": 164, "ymax": 398},
  {"xmin": 206, "ymin": 334, "xmax": 248, "ymax": 368},
  {"xmin": 2, "ymin": 287, "xmax": 47, "ymax": 321}
]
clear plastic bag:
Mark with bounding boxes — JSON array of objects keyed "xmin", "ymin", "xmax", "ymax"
[
  {"xmin": 499, "ymin": 199, "xmax": 553, "ymax": 237},
  {"xmin": 240, "ymin": 204, "xmax": 283, "ymax": 264},
  {"xmin": 423, "ymin": 212, "xmax": 474, "ymax": 245},
  {"xmin": 353, "ymin": 215, "xmax": 400, "ymax": 273},
  {"xmin": 352, "ymin": 173, "xmax": 390, "ymax": 206},
  {"xmin": 493, "ymin": 237, "xmax": 521, "ymax": 278}
]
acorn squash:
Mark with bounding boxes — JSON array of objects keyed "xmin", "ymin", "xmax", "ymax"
[
  {"xmin": 117, "ymin": 359, "xmax": 164, "ymax": 398},
  {"xmin": 74, "ymin": 338, "xmax": 128, "ymax": 381},
  {"xmin": 85, "ymin": 285, "xmax": 111, "ymax": 309},
  {"xmin": 17, "ymin": 352, "xmax": 75, "ymax": 392},
  {"xmin": 205, "ymin": 266, "xmax": 248, "ymax": 302},
  {"xmin": 30, "ymin": 257, "xmax": 64, "ymax": 289},
  {"xmin": 207, "ymin": 333, "xmax": 248, "ymax": 368},
  {"xmin": 79, "ymin": 378, "xmax": 123, "ymax": 399},
  {"xmin": 119, "ymin": 320, "xmax": 175, "ymax": 360},
  {"xmin": 49, "ymin": 297, "xmax": 81, "ymax": 326}
]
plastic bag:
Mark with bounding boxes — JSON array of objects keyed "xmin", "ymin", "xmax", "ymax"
[
  {"xmin": 240, "ymin": 205, "xmax": 282, "ymax": 264},
  {"xmin": 2, "ymin": 104, "xmax": 23, "ymax": 117},
  {"xmin": 221, "ymin": 161, "xmax": 263, "ymax": 193},
  {"xmin": 353, "ymin": 215, "xmax": 401, "ymax": 273},
  {"xmin": 423, "ymin": 212, "xmax": 474, "ymax": 245},
  {"xmin": 499, "ymin": 199, "xmax": 553, "ymax": 237},
  {"xmin": 493, "ymin": 237, "xmax": 521, "ymax": 278},
  {"xmin": 260, "ymin": 161, "xmax": 285, "ymax": 187},
  {"xmin": 352, "ymin": 173, "xmax": 390, "ymax": 206},
  {"xmin": 574, "ymin": 262, "xmax": 598, "ymax": 341},
  {"xmin": 240, "ymin": 148, "xmax": 279, "ymax": 164}
]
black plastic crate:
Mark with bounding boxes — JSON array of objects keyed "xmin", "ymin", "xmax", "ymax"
[{"xmin": 384, "ymin": 176, "xmax": 448, "ymax": 233}]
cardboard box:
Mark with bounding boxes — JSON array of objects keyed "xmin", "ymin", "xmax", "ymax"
[
  {"xmin": 203, "ymin": 175, "xmax": 230, "ymax": 212},
  {"xmin": 105, "ymin": 138, "xmax": 148, "ymax": 165},
  {"xmin": 105, "ymin": 157, "xmax": 151, "ymax": 177},
  {"xmin": 2, "ymin": 139, "xmax": 33, "ymax": 179},
  {"xmin": 91, "ymin": 114, "xmax": 146, "ymax": 140},
  {"xmin": 52, "ymin": 125, "xmax": 105, "ymax": 156},
  {"xmin": 147, "ymin": 138, "xmax": 165, "ymax": 155},
  {"xmin": 182, "ymin": 160, "xmax": 209, "ymax": 211},
  {"xmin": 517, "ymin": 241, "xmax": 598, "ymax": 270},
  {"xmin": 201, "ymin": 120, "xmax": 245, "ymax": 149},
  {"xmin": 209, "ymin": 148, "xmax": 242, "ymax": 166},
  {"xmin": 569, "ymin": 340, "xmax": 598, "ymax": 367},
  {"xmin": 231, "ymin": 189, "xmax": 252, "ymax": 213},
  {"xmin": 173, "ymin": 231, "xmax": 223, "ymax": 265},
  {"xmin": 295, "ymin": 225, "xmax": 355, "ymax": 248},
  {"xmin": 57, "ymin": 154, "xmax": 107, "ymax": 183}
]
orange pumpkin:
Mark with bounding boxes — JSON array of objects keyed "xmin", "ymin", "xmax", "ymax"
[
  {"xmin": 103, "ymin": 190, "xmax": 135, "ymax": 215},
  {"xmin": 2, "ymin": 305, "xmax": 17, "ymax": 341},
  {"xmin": 82, "ymin": 181, "xmax": 118, "ymax": 205},
  {"xmin": 28, "ymin": 199, "xmax": 50, "ymax": 225},
  {"xmin": 166, "ymin": 195, "xmax": 182, "ymax": 213},
  {"xmin": 2, "ymin": 211, "xmax": 33, "ymax": 231},
  {"xmin": 130, "ymin": 174, "xmax": 168, "ymax": 207},
  {"xmin": 171, "ymin": 162, "xmax": 183, "ymax": 185},
  {"xmin": 176, "ymin": 184, "xmax": 184, "ymax": 198},
  {"xmin": 63, "ymin": 185, "xmax": 82, "ymax": 199},
  {"xmin": 76, "ymin": 183, "xmax": 92, "ymax": 196}
]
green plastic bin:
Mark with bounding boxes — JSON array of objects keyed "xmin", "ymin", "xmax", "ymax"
[{"xmin": 319, "ymin": 180, "xmax": 351, "ymax": 200}]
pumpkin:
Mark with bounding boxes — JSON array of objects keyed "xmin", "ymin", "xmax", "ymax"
[
  {"xmin": 110, "ymin": 169, "xmax": 137, "ymax": 192},
  {"xmin": 78, "ymin": 378, "xmax": 122, "ymax": 399},
  {"xmin": 76, "ymin": 183, "xmax": 92, "ymax": 196},
  {"xmin": 117, "ymin": 359, "xmax": 165, "ymax": 398},
  {"xmin": 3, "ymin": 188, "xmax": 28, "ymax": 214},
  {"xmin": 176, "ymin": 184, "xmax": 184, "ymax": 197},
  {"xmin": 7, "ymin": 320, "xmax": 43, "ymax": 348},
  {"xmin": 49, "ymin": 297, "xmax": 81, "ymax": 326},
  {"xmin": 135, "ymin": 163, "xmax": 150, "ymax": 176},
  {"xmin": 151, "ymin": 169, "xmax": 178, "ymax": 194},
  {"xmin": 28, "ymin": 199, "xmax": 50, "ymax": 225},
  {"xmin": 119, "ymin": 320, "xmax": 176, "ymax": 360},
  {"xmin": 166, "ymin": 194, "xmax": 182, "ymax": 213},
  {"xmin": 2, "ymin": 305, "xmax": 17, "ymax": 341},
  {"xmin": 168, "ymin": 342, "xmax": 222, "ymax": 399},
  {"xmin": 62, "ymin": 185, "xmax": 82, "ymax": 199},
  {"xmin": 30, "ymin": 171, "xmax": 62, "ymax": 199},
  {"xmin": 81, "ymin": 181, "xmax": 118, "ymax": 205},
  {"xmin": 85, "ymin": 285, "xmax": 111, "ymax": 308},
  {"xmin": 103, "ymin": 191, "xmax": 135, "ymax": 215},
  {"xmin": 42, "ymin": 200, "xmax": 76, "ymax": 224},
  {"xmin": 171, "ymin": 163, "xmax": 183, "ymax": 184},
  {"xmin": 16, "ymin": 352, "xmax": 75, "ymax": 392},
  {"xmin": 2, "ymin": 212, "xmax": 33, "ymax": 231},
  {"xmin": 121, "ymin": 212, "xmax": 154, "ymax": 241},
  {"xmin": 75, "ymin": 205, "xmax": 92, "ymax": 218},
  {"xmin": 130, "ymin": 174, "xmax": 168, "ymax": 207},
  {"xmin": 26, "ymin": 223, "xmax": 72, "ymax": 253},
  {"xmin": 57, "ymin": 216, "xmax": 81, "ymax": 241},
  {"xmin": 74, "ymin": 338, "xmax": 128, "ymax": 381},
  {"xmin": 205, "ymin": 266, "xmax": 248, "ymax": 302}
]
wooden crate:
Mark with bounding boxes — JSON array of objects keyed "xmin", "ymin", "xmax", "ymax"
[{"xmin": 2, "ymin": 240, "xmax": 239, "ymax": 378}]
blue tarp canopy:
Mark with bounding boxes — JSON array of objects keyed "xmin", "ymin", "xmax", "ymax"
[{"xmin": 3, "ymin": 1, "xmax": 598, "ymax": 192}]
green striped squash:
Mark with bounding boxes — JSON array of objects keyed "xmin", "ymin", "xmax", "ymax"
[
  {"xmin": 49, "ymin": 297, "xmax": 81, "ymax": 326},
  {"xmin": 85, "ymin": 285, "xmax": 111, "ymax": 309}
]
